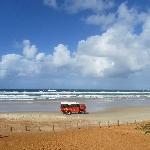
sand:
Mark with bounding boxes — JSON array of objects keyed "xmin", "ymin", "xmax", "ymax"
[
  {"xmin": 0, "ymin": 106, "xmax": 149, "ymax": 124},
  {"xmin": 0, "ymin": 125, "xmax": 150, "ymax": 150},
  {"xmin": 0, "ymin": 106, "xmax": 150, "ymax": 149}
]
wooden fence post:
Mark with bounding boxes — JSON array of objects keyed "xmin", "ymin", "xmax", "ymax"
[
  {"xmin": 134, "ymin": 120, "xmax": 137, "ymax": 124},
  {"xmin": 10, "ymin": 127, "xmax": 13, "ymax": 132},
  {"xmin": 52, "ymin": 124, "xmax": 55, "ymax": 132},
  {"xmin": 25, "ymin": 126, "xmax": 30, "ymax": 131},
  {"xmin": 117, "ymin": 120, "xmax": 120, "ymax": 126},
  {"xmin": 107, "ymin": 121, "xmax": 110, "ymax": 127},
  {"xmin": 86, "ymin": 122, "xmax": 88, "ymax": 129},
  {"xmin": 98, "ymin": 121, "xmax": 101, "ymax": 128},
  {"xmin": 77, "ymin": 122, "xmax": 79, "ymax": 129},
  {"xmin": 39, "ymin": 126, "xmax": 41, "ymax": 132}
]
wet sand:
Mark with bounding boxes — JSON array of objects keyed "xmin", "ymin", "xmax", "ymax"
[{"xmin": 0, "ymin": 105, "xmax": 149, "ymax": 124}]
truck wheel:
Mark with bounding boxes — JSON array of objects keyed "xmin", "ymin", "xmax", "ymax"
[{"xmin": 67, "ymin": 111, "xmax": 71, "ymax": 115}]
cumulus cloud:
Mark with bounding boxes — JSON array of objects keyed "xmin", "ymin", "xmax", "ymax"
[
  {"xmin": 77, "ymin": 3, "xmax": 150, "ymax": 76},
  {"xmin": 23, "ymin": 40, "xmax": 37, "ymax": 59},
  {"xmin": 44, "ymin": 0, "xmax": 114, "ymax": 13},
  {"xmin": 1, "ymin": 3, "xmax": 150, "ymax": 83},
  {"xmin": 85, "ymin": 13, "xmax": 116, "ymax": 29},
  {"xmin": 36, "ymin": 53, "xmax": 46, "ymax": 61},
  {"xmin": 44, "ymin": 0, "xmax": 115, "ymax": 29},
  {"xmin": 0, "ymin": 41, "xmax": 72, "ymax": 79},
  {"xmin": 0, "ymin": 54, "xmax": 21, "ymax": 78},
  {"xmin": 64, "ymin": 0, "xmax": 114, "ymax": 13},
  {"xmin": 85, "ymin": 2, "xmax": 148, "ymax": 30},
  {"xmin": 0, "ymin": 53, "xmax": 41, "ymax": 78},
  {"xmin": 74, "ymin": 55, "xmax": 114, "ymax": 77},
  {"xmin": 52, "ymin": 44, "xmax": 71, "ymax": 67},
  {"xmin": 43, "ymin": 0, "xmax": 57, "ymax": 8}
]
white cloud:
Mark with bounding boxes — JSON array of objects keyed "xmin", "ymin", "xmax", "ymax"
[
  {"xmin": 43, "ymin": 0, "xmax": 57, "ymax": 8},
  {"xmin": 85, "ymin": 2, "xmax": 147, "ymax": 30},
  {"xmin": 77, "ymin": 3, "xmax": 150, "ymax": 76},
  {"xmin": 85, "ymin": 13, "xmax": 116, "ymax": 29},
  {"xmin": 0, "ymin": 41, "xmax": 72, "ymax": 79},
  {"xmin": 0, "ymin": 53, "xmax": 41, "ymax": 78},
  {"xmin": 44, "ymin": 0, "xmax": 115, "ymax": 29},
  {"xmin": 52, "ymin": 44, "xmax": 71, "ymax": 67},
  {"xmin": 23, "ymin": 40, "xmax": 37, "ymax": 59},
  {"xmin": 74, "ymin": 55, "xmax": 114, "ymax": 77},
  {"xmin": 44, "ymin": 0, "xmax": 114, "ymax": 13},
  {"xmin": 0, "ymin": 54, "xmax": 21, "ymax": 78},
  {"xmin": 1, "ymin": 3, "xmax": 150, "ymax": 86},
  {"xmin": 64, "ymin": 0, "xmax": 114, "ymax": 13},
  {"xmin": 36, "ymin": 53, "xmax": 46, "ymax": 61},
  {"xmin": 117, "ymin": 3, "xmax": 147, "ymax": 26}
]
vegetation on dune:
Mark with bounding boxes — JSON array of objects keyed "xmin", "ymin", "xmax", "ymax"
[{"xmin": 136, "ymin": 122, "xmax": 150, "ymax": 135}]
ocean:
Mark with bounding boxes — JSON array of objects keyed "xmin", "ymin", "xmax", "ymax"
[{"xmin": 0, "ymin": 89, "xmax": 150, "ymax": 112}]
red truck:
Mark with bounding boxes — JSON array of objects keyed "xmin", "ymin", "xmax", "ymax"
[{"xmin": 60, "ymin": 101, "xmax": 86, "ymax": 115}]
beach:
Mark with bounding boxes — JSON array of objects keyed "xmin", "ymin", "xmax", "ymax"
[
  {"xmin": 0, "ymin": 106, "xmax": 150, "ymax": 149},
  {"xmin": 0, "ymin": 105, "xmax": 150, "ymax": 124},
  {"xmin": 0, "ymin": 90, "xmax": 150, "ymax": 149},
  {"xmin": 1, "ymin": 0, "xmax": 150, "ymax": 148}
]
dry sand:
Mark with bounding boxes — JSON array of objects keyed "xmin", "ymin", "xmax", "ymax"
[
  {"xmin": 0, "ymin": 125, "xmax": 150, "ymax": 150},
  {"xmin": 0, "ymin": 106, "xmax": 150, "ymax": 149}
]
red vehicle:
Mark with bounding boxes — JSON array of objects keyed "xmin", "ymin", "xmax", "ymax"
[{"xmin": 60, "ymin": 101, "xmax": 86, "ymax": 115}]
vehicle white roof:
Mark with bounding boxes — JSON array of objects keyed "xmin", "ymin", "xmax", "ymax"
[{"xmin": 61, "ymin": 101, "xmax": 79, "ymax": 105}]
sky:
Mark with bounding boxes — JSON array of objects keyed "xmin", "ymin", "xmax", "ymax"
[{"xmin": 1, "ymin": 0, "xmax": 150, "ymax": 89}]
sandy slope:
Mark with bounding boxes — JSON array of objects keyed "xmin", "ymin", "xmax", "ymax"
[{"xmin": 0, "ymin": 125, "xmax": 150, "ymax": 150}]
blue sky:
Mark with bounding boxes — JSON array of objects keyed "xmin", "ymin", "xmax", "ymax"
[
  {"xmin": 0, "ymin": 0, "xmax": 100, "ymax": 54},
  {"xmin": 1, "ymin": 0, "xmax": 150, "ymax": 89}
]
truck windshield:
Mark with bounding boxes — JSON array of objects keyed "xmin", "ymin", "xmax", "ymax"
[{"xmin": 61, "ymin": 104, "xmax": 80, "ymax": 108}]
